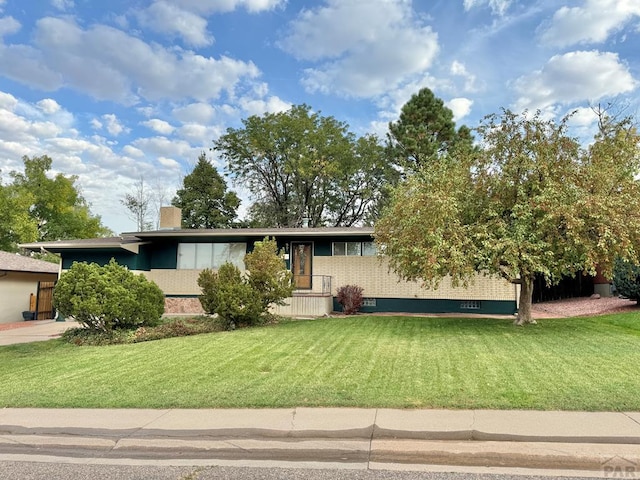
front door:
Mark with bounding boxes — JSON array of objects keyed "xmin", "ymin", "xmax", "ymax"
[{"xmin": 291, "ymin": 242, "xmax": 312, "ymax": 289}]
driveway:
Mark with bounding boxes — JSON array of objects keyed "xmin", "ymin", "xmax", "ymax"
[{"xmin": 0, "ymin": 320, "xmax": 78, "ymax": 346}]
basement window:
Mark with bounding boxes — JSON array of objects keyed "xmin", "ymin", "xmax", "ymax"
[
  {"xmin": 362, "ymin": 298, "xmax": 377, "ymax": 307},
  {"xmin": 460, "ymin": 300, "xmax": 481, "ymax": 310}
]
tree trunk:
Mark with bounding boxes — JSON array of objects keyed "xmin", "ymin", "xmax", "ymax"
[{"xmin": 514, "ymin": 275, "xmax": 537, "ymax": 326}]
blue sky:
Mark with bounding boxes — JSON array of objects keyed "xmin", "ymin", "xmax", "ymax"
[{"xmin": 0, "ymin": 0, "xmax": 638, "ymax": 234}]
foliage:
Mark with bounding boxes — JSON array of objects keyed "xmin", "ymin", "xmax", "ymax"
[
  {"xmin": 53, "ymin": 259, "xmax": 165, "ymax": 331},
  {"xmin": 376, "ymin": 109, "xmax": 640, "ymax": 325},
  {"xmin": 61, "ymin": 316, "xmax": 226, "ymax": 346},
  {"xmin": 0, "ymin": 181, "xmax": 38, "ymax": 252},
  {"xmin": 172, "ymin": 152, "xmax": 240, "ymax": 228},
  {"xmin": 121, "ymin": 176, "xmax": 153, "ymax": 231},
  {"xmin": 9, "ymin": 155, "xmax": 112, "ymax": 243},
  {"xmin": 198, "ymin": 263, "xmax": 264, "ymax": 329},
  {"xmin": 613, "ymin": 258, "xmax": 640, "ymax": 303},
  {"xmin": 215, "ymin": 104, "xmax": 397, "ymax": 227},
  {"xmin": 386, "ymin": 87, "xmax": 475, "ymax": 174},
  {"xmin": 61, "ymin": 327, "xmax": 136, "ymax": 346},
  {"xmin": 198, "ymin": 240, "xmax": 293, "ymax": 328},
  {"xmin": 244, "ymin": 237, "xmax": 294, "ymax": 310},
  {"xmin": 336, "ymin": 285, "xmax": 364, "ymax": 315}
]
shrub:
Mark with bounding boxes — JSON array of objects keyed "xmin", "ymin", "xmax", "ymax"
[
  {"xmin": 60, "ymin": 316, "xmax": 225, "ymax": 346},
  {"xmin": 245, "ymin": 237, "xmax": 294, "ymax": 310},
  {"xmin": 61, "ymin": 326, "xmax": 135, "ymax": 346},
  {"xmin": 198, "ymin": 263, "xmax": 264, "ymax": 329},
  {"xmin": 198, "ymin": 238, "xmax": 294, "ymax": 329},
  {"xmin": 613, "ymin": 258, "xmax": 640, "ymax": 304},
  {"xmin": 337, "ymin": 284, "xmax": 364, "ymax": 315},
  {"xmin": 53, "ymin": 259, "xmax": 165, "ymax": 331}
]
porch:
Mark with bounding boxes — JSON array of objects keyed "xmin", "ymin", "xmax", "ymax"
[{"xmin": 272, "ymin": 275, "xmax": 334, "ymax": 317}]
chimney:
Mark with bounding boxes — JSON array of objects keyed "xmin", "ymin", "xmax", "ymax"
[{"xmin": 159, "ymin": 206, "xmax": 182, "ymax": 230}]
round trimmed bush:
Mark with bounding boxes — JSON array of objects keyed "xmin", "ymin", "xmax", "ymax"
[{"xmin": 53, "ymin": 259, "xmax": 165, "ymax": 331}]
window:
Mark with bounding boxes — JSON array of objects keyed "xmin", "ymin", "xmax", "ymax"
[
  {"xmin": 362, "ymin": 298, "xmax": 377, "ymax": 307},
  {"xmin": 460, "ymin": 300, "xmax": 481, "ymax": 310},
  {"xmin": 332, "ymin": 241, "xmax": 377, "ymax": 256},
  {"xmin": 178, "ymin": 243, "xmax": 246, "ymax": 270},
  {"xmin": 362, "ymin": 242, "xmax": 377, "ymax": 256}
]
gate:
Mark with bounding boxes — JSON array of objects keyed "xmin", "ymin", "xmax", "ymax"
[{"xmin": 36, "ymin": 281, "xmax": 56, "ymax": 320}]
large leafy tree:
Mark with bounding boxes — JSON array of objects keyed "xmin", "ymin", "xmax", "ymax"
[
  {"xmin": 376, "ymin": 109, "xmax": 640, "ymax": 325},
  {"xmin": 172, "ymin": 152, "xmax": 240, "ymax": 229},
  {"xmin": 214, "ymin": 104, "xmax": 397, "ymax": 227},
  {"xmin": 387, "ymin": 87, "xmax": 474, "ymax": 173},
  {"xmin": 0, "ymin": 181, "xmax": 38, "ymax": 252},
  {"xmin": 5, "ymin": 155, "xmax": 110, "ymax": 247}
]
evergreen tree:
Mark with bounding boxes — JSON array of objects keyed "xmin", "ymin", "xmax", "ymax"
[
  {"xmin": 172, "ymin": 153, "xmax": 240, "ymax": 229},
  {"xmin": 386, "ymin": 87, "xmax": 473, "ymax": 174}
]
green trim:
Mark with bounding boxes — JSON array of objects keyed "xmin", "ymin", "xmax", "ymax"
[
  {"xmin": 61, "ymin": 251, "xmax": 140, "ymax": 270},
  {"xmin": 333, "ymin": 297, "xmax": 517, "ymax": 315}
]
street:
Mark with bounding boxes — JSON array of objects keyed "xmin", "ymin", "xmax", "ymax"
[{"xmin": 0, "ymin": 461, "xmax": 609, "ymax": 480}]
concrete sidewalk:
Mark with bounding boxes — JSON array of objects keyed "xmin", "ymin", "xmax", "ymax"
[
  {"xmin": 0, "ymin": 320, "xmax": 77, "ymax": 346},
  {"xmin": 1, "ymin": 408, "xmax": 640, "ymax": 474}
]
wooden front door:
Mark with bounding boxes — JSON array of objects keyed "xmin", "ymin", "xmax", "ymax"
[{"xmin": 291, "ymin": 242, "xmax": 312, "ymax": 289}]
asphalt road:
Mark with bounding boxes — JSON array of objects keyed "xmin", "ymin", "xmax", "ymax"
[{"xmin": 0, "ymin": 462, "xmax": 606, "ymax": 480}]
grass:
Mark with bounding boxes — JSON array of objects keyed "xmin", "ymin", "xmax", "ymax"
[{"xmin": 1, "ymin": 313, "xmax": 639, "ymax": 410}]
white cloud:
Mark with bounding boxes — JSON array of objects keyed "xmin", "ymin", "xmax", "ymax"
[
  {"xmin": 540, "ymin": 0, "xmax": 640, "ymax": 47},
  {"xmin": 176, "ymin": 123, "xmax": 223, "ymax": 144},
  {"xmin": 0, "ymin": 91, "xmax": 17, "ymax": 110},
  {"xmin": 0, "ymin": 16, "xmax": 20, "ymax": 36},
  {"xmin": 450, "ymin": 60, "xmax": 477, "ymax": 93},
  {"xmin": 102, "ymin": 114, "xmax": 127, "ymax": 136},
  {"xmin": 157, "ymin": 156, "xmax": 181, "ymax": 169},
  {"xmin": 0, "ymin": 16, "xmax": 260, "ymax": 104},
  {"xmin": 279, "ymin": 0, "xmax": 439, "ymax": 98},
  {"xmin": 37, "ymin": 98, "xmax": 61, "ymax": 114},
  {"xmin": 239, "ymin": 95, "xmax": 291, "ymax": 116},
  {"xmin": 513, "ymin": 50, "xmax": 637, "ymax": 112},
  {"xmin": 132, "ymin": 136, "xmax": 195, "ymax": 158},
  {"xmin": 172, "ymin": 102, "xmax": 216, "ymax": 123},
  {"xmin": 141, "ymin": 118, "xmax": 175, "ymax": 135},
  {"xmin": 163, "ymin": 0, "xmax": 286, "ymax": 14},
  {"xmin": 463, "ymin": 0, "xmax": 512, "ymax": 16},
  {"xmin": 447, "ymin": 97, "xmax": 474, "ymax": 122},
  {"xmin": 568, "ymin": 107, "xmax": 599, "ymax": 127},
  {"xmin": 135, "ymin": 1, "xmax": 213, "ymax": 47},
  {"xmin": 131, "ymin": 0, "xmax": 286, "ymax": 47},
  {"xmin": 122, "ymin": 145, "xmax": 145, "ymax": 158},
  {"xmin": 51, "ymin": 0, "xmax": 74, "ymax": 11}
]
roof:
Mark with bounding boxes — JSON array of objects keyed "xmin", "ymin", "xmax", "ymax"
[
  {"xmin": 129, "ymin": 226, "xmax": 375, "ymax": 239},
  {"xmin": 19, "ymin": 228, "xmax": 375, "ymax": 252},
  {"xmin": 19, "ymin": 236, "xmax": 145, "ymax": 254},
  {"xmin": 0, "ymin": 250, "xmax": 59, "ymax": 274}
]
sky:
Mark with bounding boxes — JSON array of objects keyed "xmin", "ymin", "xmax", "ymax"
[{"xmin": 0, "ymin": 0, "xmax": 638, "ymax": 234}]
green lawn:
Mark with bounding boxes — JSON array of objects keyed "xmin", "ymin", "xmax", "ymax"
[{"xmin": 1, "ymin": 313, "xmax": 639, "ymax": 410}]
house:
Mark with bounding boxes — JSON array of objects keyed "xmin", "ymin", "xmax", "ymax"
[
  {"xmin": 0, "ymin": 250, "xmax": 59, "ymax": 323},
  {"xmin": 20, "ymin": 207, "xmax": 518, "ymax": 317}
]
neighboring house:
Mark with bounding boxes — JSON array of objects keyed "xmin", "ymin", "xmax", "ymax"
[
  {"xmin": 0, "ymin": 251, "xmax": 59, "ymax": 324},
  {"xmin": 20, "ymin": 207, "xmax": 518, "ymax": 317}
]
